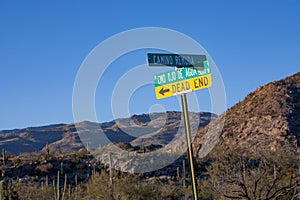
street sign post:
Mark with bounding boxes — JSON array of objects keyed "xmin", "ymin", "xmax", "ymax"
[
  {"xmin": 148, "ymin": 53, "xmax": 212, "ymax": 200},
  {"xmin": 147, "ymin": 53, "xmax": 207, "ymax": 69},
  {"xmin": 181, "ymin": 92, "xmax": 198, "ymax": 200}
]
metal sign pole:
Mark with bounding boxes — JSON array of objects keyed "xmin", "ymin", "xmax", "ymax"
[{"xmin": 181, "ymin": 93, "xmax": 198, "ymax": 200}]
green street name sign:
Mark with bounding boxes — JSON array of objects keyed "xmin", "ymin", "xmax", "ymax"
[
  {"xmin": 154, "ymin": 60, "xmax": 210, "ymax": 86},
  {"xmin": 147, "ymin": 53, "xmax": 207, "ymax": 68}
]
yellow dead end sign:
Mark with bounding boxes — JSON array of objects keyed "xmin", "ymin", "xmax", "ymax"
[{"xmin": 154, "ymin": 72, "xmax": 212, "ymax": 99}]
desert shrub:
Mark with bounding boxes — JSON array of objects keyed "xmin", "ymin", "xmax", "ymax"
[
  {"xmin": 200, "ymin": 145, "xmax": 300, "ymax": 199},
  {"xmin": 36, "ymin": 163, "xmax": 53, "ymax": 174},
  {"xmin": 114, "ymin": 142, "xmax": 134, "ymax": 151}
]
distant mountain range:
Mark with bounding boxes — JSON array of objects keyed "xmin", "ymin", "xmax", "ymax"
[{"xmin": 0, "ymin": 112, "xmax": 216, "ymax": 155}]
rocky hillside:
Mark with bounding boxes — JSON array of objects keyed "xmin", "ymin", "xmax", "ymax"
[
  {"xmin": 0, "ymin": 111, "xmax": 216, "ymax": 155},
  {"xmin": 193, "ymin": 72, "xmax": 300, "ymax": 156}
]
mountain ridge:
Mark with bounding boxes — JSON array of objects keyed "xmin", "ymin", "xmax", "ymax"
[{"xmin": 0, "ymin": 111, "xmax": 216, "ymax": 155}]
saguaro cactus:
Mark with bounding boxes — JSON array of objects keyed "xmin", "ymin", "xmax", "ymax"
[
  {"xmin": 57, "ymin": 170, "xmax": 60, "ymax": 200},
  {"xmin": 109, "ymin": 152, "xmax": 114, "ymax": 200},
  {"xmin": 0, "ymin": 180, "xmax": 4, "ymax": 200},
  {"xmin": 60, "ymin": 162, "xmax": 64, "ymax": 175},
  {"xmin": 182, "ymin": 160, "xmax": 186, "ymax": 187},
  {"xmin": 2, "ymin": 149, "xmax": 5, "ymax": 166},
  {"xmin": 177, "ymin": 167, "xmax": 180, "ymax": 182}
]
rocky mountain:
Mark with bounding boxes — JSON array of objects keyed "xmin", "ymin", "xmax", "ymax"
[
  {"xmin": 2, "ymin": 72, "xmax": 299, "ymax": 162},
  {"xmin": 193, "ymin": 72, "xmax": 300, "ymax": 157},
  {"xmin": 0, "ymin": 111, "xmax": 216, "ymax": 155}
]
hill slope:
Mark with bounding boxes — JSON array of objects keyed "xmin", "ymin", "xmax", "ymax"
[{"xmin": 193, "ymin": 72, "xmax": 300, "ymax": 156}]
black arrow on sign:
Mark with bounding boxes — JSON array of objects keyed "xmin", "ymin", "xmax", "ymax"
[{"xmin": 159, "ymin": 87, "xmax": 170, "ymax": 96}]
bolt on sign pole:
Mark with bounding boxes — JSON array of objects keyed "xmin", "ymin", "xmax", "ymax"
[{"xmin": 181, "ymin": 93, "xmax": 198, "ymax": 200}]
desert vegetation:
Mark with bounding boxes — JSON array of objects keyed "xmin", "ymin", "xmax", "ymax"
[{"xmin": 0, "ymin": 143, "xmax": 298, "ymax": 200}]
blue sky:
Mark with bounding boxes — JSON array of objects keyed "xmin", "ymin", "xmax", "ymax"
[{"xmin": 0, "ymin": 0, "xmax": 299, "ymax": 130}]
